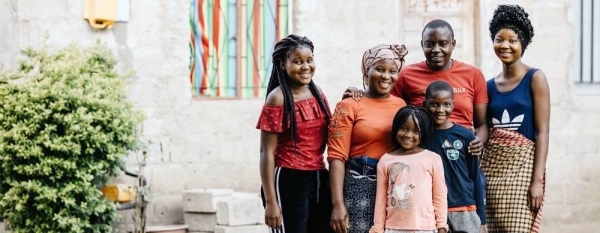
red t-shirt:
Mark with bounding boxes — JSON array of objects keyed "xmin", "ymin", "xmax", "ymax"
[
  {"xmin": 256, "ymin": 94, "xmax": 330, "ymax": 170},
  {"xmin": 391, "ymin": 60, "xmax": 488, "ymax": 128}
]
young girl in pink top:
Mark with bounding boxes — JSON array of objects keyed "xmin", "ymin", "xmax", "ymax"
[{"xmin": 370, "ymin": 106, "xmax": 448, "ymax": 233}]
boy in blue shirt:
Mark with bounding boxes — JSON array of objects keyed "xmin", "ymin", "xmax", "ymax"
[{"xmin": 423, "ymin": 81, "xmax": 486, "ymax": 233}]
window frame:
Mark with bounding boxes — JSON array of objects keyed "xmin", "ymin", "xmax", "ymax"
[
  {"xmin": 573, "ymin": 0, "xmax": 600, "ymax": 94},
  {"xmin": 190, "ymin": 0, "xmax": 292, "ymax": 99}
]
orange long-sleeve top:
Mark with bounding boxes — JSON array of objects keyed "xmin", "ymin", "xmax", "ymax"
[
  {"xmin": 370, "ymin": 151, "xmax": 448, "ymax": 232},
  {"xmin": 327, "ymin": 96, "xmax": 406, "ymax": 162}
]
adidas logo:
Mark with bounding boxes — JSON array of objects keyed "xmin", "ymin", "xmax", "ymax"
[{"xmin": 492, "ymin": 109, "xmax": 523, "ymax": 130}]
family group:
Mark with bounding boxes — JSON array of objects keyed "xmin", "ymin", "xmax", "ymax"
[{"xmin": 257, "ymin": 4, "xmax": 549, "ymax": 233}]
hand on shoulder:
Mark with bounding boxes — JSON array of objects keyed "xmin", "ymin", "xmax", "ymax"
[{"xmin": 341, "ymin": 86, "xmax": 364, "ymax": 102}]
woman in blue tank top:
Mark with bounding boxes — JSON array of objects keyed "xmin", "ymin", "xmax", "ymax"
[{"xmin": 481, "ymin": 5, "xmax": 550, "ymax": 233}]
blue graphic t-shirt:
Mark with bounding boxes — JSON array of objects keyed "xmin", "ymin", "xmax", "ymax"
[{"xmin": 424, "ymin": 123, "xmax": 485, "ymax": 224}]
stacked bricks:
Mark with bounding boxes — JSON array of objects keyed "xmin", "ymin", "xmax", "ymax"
[{"xmin": 183, "ymin": 189, "xmax": 269, "ymax": 233}]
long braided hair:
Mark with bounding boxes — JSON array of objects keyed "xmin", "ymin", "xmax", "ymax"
[
  {"xmin": 265, "ymin": 34, "xmax": 331, "ymax": 142},
  {"xmin": 391, "ymin": 106, "xmax": 435, "ymax": 149}
]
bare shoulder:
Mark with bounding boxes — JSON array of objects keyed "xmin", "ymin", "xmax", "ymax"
[
  {"xmin": 265, "ymin": 87, "xmax": 284, "ymax": 106},
  {"xmin": 531, "ymin": 69, "xmax": 549, "ymax": 91},
  {"xmin": 532, "ymin": 69, "xmax": 547, "ymax": 80}
]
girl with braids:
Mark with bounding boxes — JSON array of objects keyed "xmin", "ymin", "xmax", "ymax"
[
  {"xmin": 371, "ymin": 106, "xmax": 448, "ymax": 233},
  {"xmin": 328, "ymin": 44, "xmax": 408, "ymax": 233},
  {"xmin": 482, "ymin": 5, "xmax": 550, "ymax": 233},
  {"xmin": 256, "ymin": 34, "xmax": 333, "ymax": 233}
]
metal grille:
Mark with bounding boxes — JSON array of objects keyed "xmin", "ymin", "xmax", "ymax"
[
  {"xmin": 190, "ymin": 0, "xmax": 290, "ymax": 98},
  {"xmin": 579, "ymin": 0, "xmax": 600, "ymax": 83}
]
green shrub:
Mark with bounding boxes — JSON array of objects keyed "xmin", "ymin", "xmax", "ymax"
[{"xmin": 0, "ymin": 42, "xmax": 143, "ymax": 233}]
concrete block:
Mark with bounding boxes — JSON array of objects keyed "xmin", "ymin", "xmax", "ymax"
[
  {"xmin": 182, "ymin": 189, "xmax": 233, "ymax": 213},
  {"xmin": 111, "ymin": 222, "xmax": 133, "ymax": 233},
  {"xmin": 214, "ymin": 225, "xmax": 269, "ymax": 233},
  {"xmin": 146, "ymin": 194, "xmax": 184, "ymax": 225},
  {"xmin": 184, "ymin": 212, "xmax": 217, "ymax": 232},
  {"xmin": 182, "ymin": 161, "xmax": 261, "ymax": 193},
  {"xmin": 216, "ymin": 193, "xmax": 263, "ymax": 226},
  {"xmin": 145, "ymin": 225, "xmax": 188, "ymax": 233}
]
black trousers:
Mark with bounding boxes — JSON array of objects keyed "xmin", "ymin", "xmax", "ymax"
[{"xmin": 262, "ymin": 167, "xmax": 334, "ymax": 233}]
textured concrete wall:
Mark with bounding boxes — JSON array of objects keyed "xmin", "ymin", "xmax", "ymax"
[
  {"xmin": 0, "ymin": 0, "xmax": 598, "ymax": 232},
  {"xmin": 290, "ymin": 0, "xmax": 403, "ymax": 102},
  {"xmin": 0, "ymin": 0, "xmax": 265, "ymax": 228}
]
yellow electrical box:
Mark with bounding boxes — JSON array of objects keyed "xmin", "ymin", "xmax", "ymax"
[
  {"xmin": 83, "ymin": 0, "xmax": 118, "ymax": 29},
  {"xmin": 102, "ymin": 184, "xmax": 137, "ymax": 203}
]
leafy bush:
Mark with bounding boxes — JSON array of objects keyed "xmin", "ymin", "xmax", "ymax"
[{"xmin": 0, "ymin": 42, "xmax": 143, "ymax": 233}]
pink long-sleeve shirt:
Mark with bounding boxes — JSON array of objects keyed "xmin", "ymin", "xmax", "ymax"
[{"xmin": 370, "ymin": 150, "xmax": 448, "ymax": 232}]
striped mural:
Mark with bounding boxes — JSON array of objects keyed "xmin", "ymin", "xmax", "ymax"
[{"xmin": 190, "ymin": 0, "xmax": 290, "ymax": 98}]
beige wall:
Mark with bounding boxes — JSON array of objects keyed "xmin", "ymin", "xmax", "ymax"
[{"xmin": 0, "ymin": 0, "xmax": 598, "ymax": 232}]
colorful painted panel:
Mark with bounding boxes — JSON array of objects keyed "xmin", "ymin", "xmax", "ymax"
[{"xmin": 190, "ymin": 0, "xmax": 290, "ymax": 98}]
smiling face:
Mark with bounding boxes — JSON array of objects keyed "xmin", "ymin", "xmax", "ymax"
[
  {"xmin": 421, "ymin": 27, "xmax": 456, "ymax": 71},
  {"xmin": 364, "ymin": 59, "xmax": 399, "ymax": 98},
  {"xmin": 425, "ymin": 90, "xmax": 454, "ymax": 129},
  {"xmin": 395, "ymin": 116, "xmax": 422, "ymax": 153},
  {"xmin": 493, "ymin": 28, "xmax": 523, "ymax": 64},
  {"xmin": 282, "ymin": 46, "xmax": 315, "ymax": 87}
]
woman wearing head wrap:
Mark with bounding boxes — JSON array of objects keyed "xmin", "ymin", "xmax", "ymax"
[
  {"xmin": 482, "ymin": 4, "xmax": 550, "ymax": 233},
  {"xmin": 328, "ymin": 44, "xmax": 408, "ymax": 233}
]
